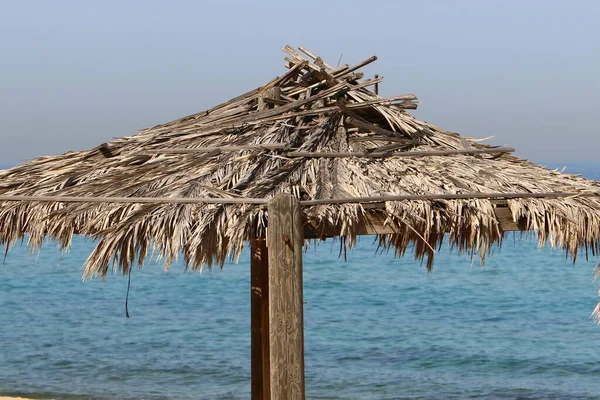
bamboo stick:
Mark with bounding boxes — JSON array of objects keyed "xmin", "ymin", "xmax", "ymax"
[
  {"xmin": 344, "ymin": 95, "xmax": 417, "ymax": 107},
  {"xmin": 259, "ymin": 96, "xmax": 417, "ymax": 121},
  {"xmin": 140, "ymin": 144, "xmax": 508, "ymax": 158},
  {"xmin": 0, "ymin": 190, "xmax": 598, "ymax": 206},
  {"xmin": 0, "ymin": 195, "xmax": 269, "ymax": 205},
  {"xmin": 285, "ymin": 76, "xmax": 383, "ymax": 98},
  {"xmin": 268, "ymin": 61, "xmax": 308, "ymax": 88},
  {"xmin": 297, "ymin": 46, "xmax": 335, "ymax": 71},
  {"xmin": 286, "ymin": 147, "xmax": 515, "ymax": 159},
  {"xmin": 334, "ymin": 56, "xmax": 377, "ymax": 78},
  {"xmin": 300, "ymin": 192, "xmax": 600, "ymax": 206},
  {"xmin": 144, "ymin": 143, "xmax": 288, "ymax": 155},
  {"xmin": 345, "ymin": 116, "xmax": 399, "ymax": 137},
  {"xmin": 330, "ymin": 64, "xmax": 349, "ymax": 75}
]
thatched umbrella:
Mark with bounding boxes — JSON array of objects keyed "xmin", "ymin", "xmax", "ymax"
[{"xmin": 1, "ymin": 45, "xmax": 600, "ymax": 399}]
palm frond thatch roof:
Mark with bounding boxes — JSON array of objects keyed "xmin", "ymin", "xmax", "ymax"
[{"xmin": 1, "ymin": 45, "xmax": 600, "ymax": 287}]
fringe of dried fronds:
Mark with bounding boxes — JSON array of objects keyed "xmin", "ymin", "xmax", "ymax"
[{"xmin": 0, "ymin": 46, "xmax": 599, "ymax": 309}]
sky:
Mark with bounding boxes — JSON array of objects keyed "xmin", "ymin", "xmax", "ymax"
[{"xmin": 0, "ymin": 0, "xmax": 598, "ymax": 166}]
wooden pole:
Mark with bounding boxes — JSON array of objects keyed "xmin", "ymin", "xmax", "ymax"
[
  {"xmin": 1, "ymin": 190, "xmax": 599, "ymax": 206},
  {"xmin": 286, "ymin": 147, "xmax": 515, "ymax": 159},
  {"xmin": 251, "ymin": 238, "xmax": 270, "ymax": 400},
  {"xmin": 267, "ymin": 194, "xmax": 305, "ymax": 400},
  {"xmin": 144, "ymin": 143, "xmax": 287, "ymax": 154}
]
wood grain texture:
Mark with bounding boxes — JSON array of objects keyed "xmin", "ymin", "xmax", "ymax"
[
  {"xmin": 267, "ymin": 194, "xmax": 305, "ymax": 400},
  {"xmin": 251, "ymin": 239, "xmax": 270, "ymax": 400},
  {"xmin": 0, "ymin": 195, "xmax": 269, "ymax": 205}
]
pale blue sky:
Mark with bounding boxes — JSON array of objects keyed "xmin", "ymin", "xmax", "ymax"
[{"xmin": 1, "ymin": 0, "xmax": 598, "ymax": 165}]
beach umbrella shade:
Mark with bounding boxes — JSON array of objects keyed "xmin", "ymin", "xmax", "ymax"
[{"xmin": 1, "ymin": 45, "xmax": 600, "ymax": 400}]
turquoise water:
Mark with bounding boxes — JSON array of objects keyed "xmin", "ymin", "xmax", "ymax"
[{"xmin": 1, "ymin": 163, "xmax": 600, "ymax": 400}]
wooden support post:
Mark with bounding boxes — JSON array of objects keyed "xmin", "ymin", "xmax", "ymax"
[
  {"xmin": 251, "ymin": 238, "xmax": 270, "ymax": 400},
  {"xmin": 267, "ymin": 194, "xmax": 306, "ymax": 400}
]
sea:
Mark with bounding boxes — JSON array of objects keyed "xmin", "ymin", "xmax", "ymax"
[{"xmin": 1, "ymin": 162, "xmax": 600, "ymax": 400}]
